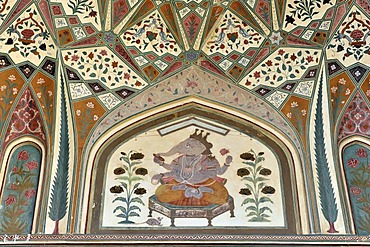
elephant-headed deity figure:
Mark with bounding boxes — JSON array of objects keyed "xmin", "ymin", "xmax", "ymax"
[{"xmin": 151, "ymin": 129, "xmax": 233, "ymax": 206}]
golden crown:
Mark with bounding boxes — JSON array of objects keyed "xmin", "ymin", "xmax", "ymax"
[{"xmin": 190, "ymin": 129, "xmax": 213, "ymax": 151}]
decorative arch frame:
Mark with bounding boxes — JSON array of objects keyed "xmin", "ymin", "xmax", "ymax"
[
  {"xmin": 0, "ymin": 136, "xmax": 46, "ymax": 234},
  {"xmin": 338, "ymin": 136, "xmax": 370, "ymax": 234},
  {"xmin": 80, "ymin": 97, "xmax": 309, "ymax": 235}
]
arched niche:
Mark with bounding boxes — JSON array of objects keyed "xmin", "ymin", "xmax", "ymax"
[
  {"xmin": 0, "ymin": 138, "xmax": 45, "ymax": 234},
  {"xmin": 86, "ymin": 102, "xmax": 303, "ymax": 235},
  {"xmin": 340, "ymin": 138, "xmax": 370, "ymax": 235}
]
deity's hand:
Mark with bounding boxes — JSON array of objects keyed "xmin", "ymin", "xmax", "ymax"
[
  {"xmin": 151, "ymin": 173, "xmax": 164, "ymax": 185},
  {"xmin": 153, "ymin": 153, "xmax": 165, "ymax": 165},
  {"xmin": 225, "ymin": 155, "xmax": 233, "ymax": 165}
]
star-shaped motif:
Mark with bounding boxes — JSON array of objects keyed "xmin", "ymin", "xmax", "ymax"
[{"xmin": 269, "ymin": 32, "xmax": 283, "ymax": 45}]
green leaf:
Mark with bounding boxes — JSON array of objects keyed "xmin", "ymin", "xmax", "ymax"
[
  {"xmin": 242, "ymin": 198, "xmax": 256, "ymax": 206},
  {"xmin": 131, "ymin": 197, "xmax": 145, "ymax": 206},
  {"xmin": 128, "ymin": 205, "xmax": 142, "ymax": 212},
  {"xmin": 112, "ymin": 197, "xmax": 127, "ymax": 204},
  {"xmin": 113, "ymin": 206, "xmax": 127, "ymax": 214},
  {"xmin": 128, "ymin": 211, "xmax": 140, "ymax": 217},
  {"xmin": 259, "ymin": 196, "xmax": 273, "ymax": 204},
  {"xmin": 246, "ymin": 205, "xmax": 257, "ymax": 211},
  {"xmin": 89, "ymin": 73, "xmax": 96, "ymax": 77}
]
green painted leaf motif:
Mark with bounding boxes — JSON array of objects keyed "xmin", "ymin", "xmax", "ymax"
[
  {"xmin": 128, "ymin": 205, "xmax": 141, "ymax": 212},
  {"xmin": 131, "ymin": 197, "xmax": 145, "ymax": 206},
  {"xmin": 113, "ymin": 197, "xmax": 127, "ymax": 203},
  {"xmin": 128, "ymin": 212, "xmax": 140, "ymax": 217},
  {"xmin": 114, "ymin": 206, "xmax": 127, "ymax": 214}
]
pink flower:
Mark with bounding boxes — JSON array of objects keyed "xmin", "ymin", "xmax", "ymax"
[
  {"xmin": 10, "ymin": 184, "xmax": 17, "ymax": 190},
  {"xmin": 124, "ymin": 73, "xmax": 130, "ymax": 80},
  {"xmin": 347, "ymin": 158, "xmax": 360, "ymax": 168},
  {"xmin": 253, "ymin": 71, "xmax": 261, "ymax": 79},
  {"xmin": 219, "ymin": 148, "xmax": 230, "ymax": 156},
  {"xmin": 12, "ymin": 166, "xmax": 18, "ymax": 173},
  {"xmin": 4, "ymin": 195, "xmax": 16, "ymax": 205},
  {"xmin": 25, "ymin": 161, "xmax": 38, "ymax": 170},
  {"xmin": 100, "ymin": 50, "xmax": 107, "ymax": 56},
  {"xmin": 186, "ymin": 80, "xmax": 198, "ymax": 88},
  {"xmin": 24, "ymin": 189, "xmax": 36, "ymax": 199},
  {"xmin": 351, "ymin": 187, "xmax": 362, "ymax": 196},
  {"xmin": 278, "ymin": 49, "xmax": 285, "ymax": 55},
  {"xmin": 17, "ymin": 150, "xmax": 29, "ymax": 160},
  {"xmin": 356, "ymin": 148, "xmax": 368, "ymax": 158},
  {"xmin": 71, "ymin": 55, "xmax": 79, "ymax": 61}
]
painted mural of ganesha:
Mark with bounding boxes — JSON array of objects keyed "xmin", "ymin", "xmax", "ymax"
[{"xmin": 151, "ymin": 129, "xmax": 233, "ymax": 206}]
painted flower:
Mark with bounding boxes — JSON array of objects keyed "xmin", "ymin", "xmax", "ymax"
[
  {"xmin": 48, "ymin": 90, "xmax": 53, "ymax": 96},
  {"xmin": 24, "ymin": 189, "xmax": 36, "ymax": 199},
  {"xmin": 350, "ymin": 187, "xmax": 362, "ymax": 196},
  {"xmin": 18, "ymin": 150, "xmax": 29, "ymax": 160},
  {"xmin": 93, "ymin": 115, "xmax": 99, "ymax": 121},
  {"xmin": 240, "ymin": 152, "xmax": 255, "ymax": 161},
  {"xmin": 10, "ymin": 183, "xmax": 17, "ymax": 190},
  {"xmin": 331, "ymin": 86, "xmax": 338, "ymax": 93},
  {"xmin": 12, "ymin": 166, "xmax": 18, "ymax": 173},
  {"xmin": 338, "ymin": 78, "xmax": 346, "ymax": 85},
  {"xmin": 89, "ymin": 10, "xmax": 97, "ymax": 17},
  {"xmin": 278, "ymin": 49, "xmax": 285, "ymax": 55},
  {"xmin": 286, "ymin": 112, "xmax": 292, "ymax": 119},
  {"xmin": 237, "ymin": 168, "xmax": 250, "ymax": 177},
  {"xmin": 124, "ymin": 73, "xmax": 130, "ymax": 80},
  {"xmin": 219, "ymin": 148, "xmax": 229, "ymax": 156},
  {"xmin": 261, "ymin": 186, "xmax": 275, "ymax": 194},
  {"xmin": 345, "ymin": 88, "xmax": 351, "ymax": 95},
  {"xmin": 356, "ymin": 148, "xmax": 368, "ymax": 158},
  {"xmin": 239, "ymin": 188, "xmax": 252, "ymax": 195},
  {"xmin": 4, "ymin": 195, "xmax": 16, "ymax": 205},
  {"xmin": 186, "ymin": 80, "xmax": 198, "ymax": 88},
  {"xmin": 37, "ymin": 92, "xmax": 42, "ymax": 98},
  {"xmin": 86, "ymin": 102, "xmax": 95, "ymax": 108},
  {"xmin": 8, "ymin": 75, "xmax": 16, "ymax": 81},
  {"xmin": 135, "ymin": 168, "xmax": 148, "ymax": 176},
  {"xmin": 301, "ymin": 109, "xmax": 307, "ymax": 116},
  {"xmin": 366, "ymin": 89, "xmax": 370, "ymax": 97},
  {"xmin": 347, "ymin": 158, "xmax": 360, "ymax": 168},
  {"xmin": 37, "ymin": 78, "xmax": 45, "ymax": 84},
  {"xmin": 64, "ymin": 55, "xmax": 69, "ymax": 61},
  {"xmin": 26, "ymin": 160, "xmax": 38, "ymax": 170},
  {"xmin": 253, "ymin": 71, "xmax": 261, "ymax": 79},
  {"xmin": 130, "ymin": 152, "xmax": 144, "ymax": 160},
  {"xmin": 88, "ymin": 52, "xmax": 94, "ymax": 60},
  {"xmin": 290, "ymin": 53, "xmax": 297, "ymax": 61},
  {"xmin": 134, "ymin": 188, "xmax": 147, "ymax": 195},
  {"xmin": 110, "ymin": 185, "xmax": 124, "ymax": 194},
  {"xmin": 265, "ymin": 60, "xmax": 273, "ymax": 66},
  {"xmin": 100, "ymin": 50, "xmax": 107, "ymax": 56},
  {"xmin": 259, "ymin": 168, "xmax": 272, "ymax": 176},
  {"xmin": 76, "ymin": 109, "xmax": 81, "ymax": 116},
  {"xmin": 71, "ymin": 55, "xmax": 79, "ymax": 61},
  {"xmin": 12, "ymin": 88, "xmax": 18, "ymax": 95},
  {"xmin": 306, "ymin": 56, "xmax": 314, "ymax": 63},
  {"xmin": 113, "ymin": 167, "xmax": 125, "ymax": 175},
  {"xmin": 112, "ymin": 61, "xmax": 118, "ymax": 68},
  {"xmin": 0, "ymin": 85, "xmax": 6, "ymax": 91},
  {"xmin": 290, "ymin": 101, "xmax": 298, "ymax": 108},
  {"xmin": 350, "ymin": 29, "xmax": 364, "ymax": 40}
]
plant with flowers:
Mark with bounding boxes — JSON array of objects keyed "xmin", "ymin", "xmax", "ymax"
[
  {"xmin": 0, "ymin": 148, "xmax": 40, "ymax": 234},
  {"xmin": 344, "ymin": 145, "xmax": 370, "ymax": 234}
]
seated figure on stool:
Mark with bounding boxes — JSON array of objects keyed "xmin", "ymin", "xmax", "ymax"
[{"xmin": 151, "ymin": 129, "xmax": 233, "ymax": 206}]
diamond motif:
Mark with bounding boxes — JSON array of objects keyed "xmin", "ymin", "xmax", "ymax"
[
  {"xmin": 42, "ymin": 60, "xmax": 56, "ymax": 76},
  {"xmin": 19, "ymin": 64, "xmax": 36, "ymax": 79},
  {"xmin": 99, "ymin": 93, "xmax": 121, "ymax": 110},
  {"xmin": 328, "ymin": 61, "xmax": 342, "ymax": 75},
  {"xmin": 294, "ymin": 81, "xmax": 314, "ymax": 97},
  {"xmin": 281, "ymin": 83, "xmax": 296, "ymax": 91},
  {"xmin": 70, "ymin": 83, "xmax": 92, "ymax": 99},
  {"xmin": 116, "ymin": 88, "xmax": 135, "ymax": 99},
  {"xmin": 305, "ymin": 68, "xmax": 318, "ymax": 79},
  {"xmin": 266, "ymin": 91, "xmax": 288, "ymax": 108},
  {"xmin": 255, "ymin": 87, "xmax": 271, "ymax": 96},
  {"xmin": 0, "ymin": 56, "xmax": 11, "ymax": 68},
  {"xmin": 66, "ymin": 68, "xmax": 80, "ymax": 81},
  {"xmin": 349, "ymin": 66, "xmax": 367, "ymax": 83},
  {"xmin": 88, "ymin": 82, "xmax": 106, "ymax": 93}
]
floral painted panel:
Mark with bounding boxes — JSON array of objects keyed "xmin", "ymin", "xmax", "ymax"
[
  {"xmin": 102, "ymin": 120, "xmax": 285, "ymax": 228},
  {"xmin": 0, "ymin": 145, "xmax": 41, "ymax": 234},
  {"xmin": 343, "ymin": 143, "xmax": 370, "ymax": 235}
]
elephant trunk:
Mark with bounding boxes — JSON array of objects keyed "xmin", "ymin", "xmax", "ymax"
[{"xmin": 158, "ymin": 145, "xmax": 180, "ymax": 157}]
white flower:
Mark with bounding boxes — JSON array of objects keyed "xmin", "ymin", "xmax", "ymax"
[
  {"xmin": 331, "ymin": 86, "xmax": 338, "ymax": 93},
  {"xmin": 37, "ymin": 78, "xmax": 45, "ymax": 84},
  {"xmin": 0, "ymin": 85, "xmax": 6, "ymax": 91},
  {"xmin": 339, "ymin": 78, "xmax": 346, "ymax": 85},
  {"xmin": 301, "ymin": 109, "xmax": 307, "ymax": 116},
  {"xmin": 76, "ymin": 109, "xmax": 81, "ymax": 116},
  {"xmin": 291, "ymin": 101, "xmax": 298, "ymax": 108},
  {"xmin": 37, "ymin": 92, "xmax": 42, "ymax": 98},
  {"xmin": 366, "ymin": 89, "xmax": 370, "ymax": 97},
  {"xmin": 8, "ymin": 75, "xmax": 16, "ymax": 81},
  {"xmin": 345, "ymin": 88, "xmax": 351, "ymax": 95},
  {"xmin": 86, "ymin": 102, "xmax": 94, "ymax": 108},
  {"xmin": 93, "ymin": 115, "xmax": 99, "ymax": 121},
  {"xmin": 12, "ymin": 88, "xmax": 18, "ymax": 95},
  {"xmin": 286, "ymin": 112, "xmax": 292, "ymax": 118},
  {"xmin": 48, "ymin": 90, "xmax": 53, "ymax": 96}
]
